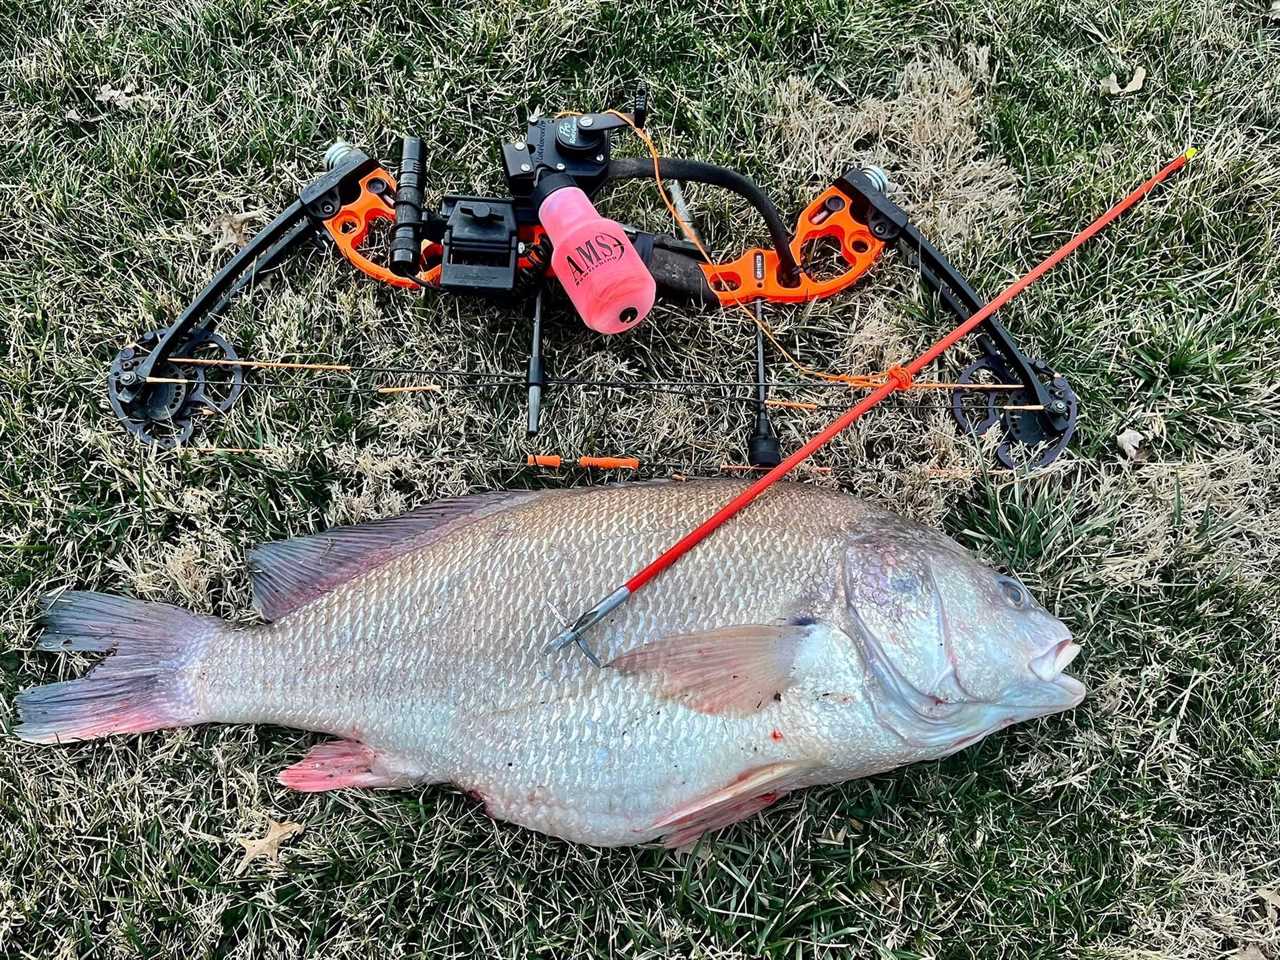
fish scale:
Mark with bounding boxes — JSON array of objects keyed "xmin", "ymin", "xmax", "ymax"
[{"xmin": 16, "ymin": 481, "xmax": 1084, "ymax": 847}]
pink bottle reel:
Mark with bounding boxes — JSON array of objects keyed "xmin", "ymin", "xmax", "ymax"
[{"xmin": 536, "ymin": 179, "xmax": 656, "ymax": 334}]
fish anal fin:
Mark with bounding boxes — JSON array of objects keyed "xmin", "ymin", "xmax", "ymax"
[
  {"xmin": 608, "ymin": 623, "xmax": 810, "ymax": 715},
  {"xmin": 663, "ymin": 794, "xmax": 780, "ymax": 850},
  {"xmin": 278, "ymin": 740, "xmax": 418, "ymax": 793},
  {"xmin": 652, "ymin": 761, "xmax": 811, "ymax": 848},
  {"xmin": 250, "ymin": 491, "xmax": 541, "ymax": 621}
]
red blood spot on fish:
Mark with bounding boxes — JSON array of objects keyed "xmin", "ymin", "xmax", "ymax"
[{"xmin": 770, "ymin": 729, "xmax": 784, "ymax": 741}]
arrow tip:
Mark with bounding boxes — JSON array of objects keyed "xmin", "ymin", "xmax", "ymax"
[{"xmin": 543, "ymin": 585, "xmax": 631, "ymax": 666}]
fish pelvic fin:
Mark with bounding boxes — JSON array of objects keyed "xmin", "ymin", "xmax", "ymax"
[
  {"xmin": 15, "ymin": 591, "xmax": 221, "ymax": 744},
  {"xmin": 278, "ymin": 739, "xmax": 421, "ymax": 792},
  {"xmin": 607, "ymin": 622, "xmax": 812, "ymax": 715},
  {"xmin": 652, "ymin": 761, "xmax": 814, "ymax": 849}
]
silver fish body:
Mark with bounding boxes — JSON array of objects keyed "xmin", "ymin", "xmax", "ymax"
[{"xmin": 17, "ymin": 482, "xmax": 1084, "ymax": 847}]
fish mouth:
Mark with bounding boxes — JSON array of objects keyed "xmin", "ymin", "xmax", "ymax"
[
  {"xmin": 1053, "ymin": 672, "xmax": 1086, "ymax": 705},
  {"xmin": 858, "ymin": 617, "xmax": 1085, "ymax": 750},
  {"xmin": 1028, "ymin": 638, "xmax": 1085, "ymax": 707},
  {"xmin": 1029, "ymin": 637, "xmax": 1081, "ymax": 681}
]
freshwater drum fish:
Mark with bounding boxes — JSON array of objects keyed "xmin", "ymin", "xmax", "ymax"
[{"xmin": 15, "ymin": 482, "xmax": 1084, "ymax": 847}]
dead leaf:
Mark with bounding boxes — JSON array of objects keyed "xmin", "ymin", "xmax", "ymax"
[
  {"xmin": 1270, "ymin": 0, "xmax": 1280, "ymax": 20},
  {"xmin": 1258, "ymin": 887, "xmax": 1280, "ymax": 919},
  {"xmin": 1117, "ymin": 428, "xmax": 1145, "ymax": 460},
  {"xmin": 1230, "ymin": 947, "xmax": 1267, "ymax": 960},
  {"xmin": 234, "ymin": 819, "xmax": 304, "ymax": 875},
  {"xmin": 1101, "ymin": 67, "xmax": 1146, "ymax": 97},
  {"xmin": 95, "ymin": 82, "xmax": 159, "ymax": 111},
  {"xmin": 211, "ymin": 209, "xmax": 266, "ymax": 255}
]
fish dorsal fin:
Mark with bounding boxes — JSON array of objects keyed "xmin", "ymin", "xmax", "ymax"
[
  {"xmin": 607, "ymin": 622, "xmax": 814, "ymax": 715},
  {"xmin": 248, "ymin": 491, "xmax": 539, "ymax": 621}
]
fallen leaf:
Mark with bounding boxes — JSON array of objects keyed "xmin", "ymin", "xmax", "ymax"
[
  {"xmin": 211, "ymin": 209, "xmax": 266, "ymax": 255},
  {"xmin": 234, "ymin": 819, "xmax": 304, "ymax": 876},
  {"xmin": 1101, "ymin": 67, "xmax": 1146, "ymax": 97},
  {"xmin": 1270, "ymin": 0, "xmax": 1280, "ymax": 20},
  {"xmin": 1230, "ymin": 947, "xmax": 1267, "ymax": 960},
  {"xmin": 1116, "ymin": 428, "xmax": 1145, "ymax": 460},
  {"xmin": 1258, "ymin": 887, "xmax": 1280, "ymax": 919},
  {"xmin": 95, "ymin": 82, "xmax": 159, "ymax": 111}
]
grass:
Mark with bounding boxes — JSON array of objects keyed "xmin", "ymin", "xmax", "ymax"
[{"xmin": 2, "ymin": 0, "xmax": 1278, "ymax": 957}]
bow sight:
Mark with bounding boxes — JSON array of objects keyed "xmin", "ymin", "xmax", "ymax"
[{"xmin": 108, "ymin": 92, "xmax": 1078, "ymax": 467}]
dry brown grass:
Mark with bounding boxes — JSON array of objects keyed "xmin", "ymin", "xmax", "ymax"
[{"xmin": 2, "ymin": 1, "xmax": 1278, "ymax": 957}]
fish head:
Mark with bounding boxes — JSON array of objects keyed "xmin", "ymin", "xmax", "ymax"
[{"xmin": 841, "ymin": 520, "xmax": 1084, "ymax": 754}]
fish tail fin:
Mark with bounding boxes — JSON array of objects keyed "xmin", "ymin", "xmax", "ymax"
[{"xmin": 14, "ymin": 591, "xmax": 223, "ymax": 744}]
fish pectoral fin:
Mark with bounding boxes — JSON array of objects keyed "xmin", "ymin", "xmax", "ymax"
[
  {"xmin": 652, "ymin": 761, "xmax": 813, "ymax": 849},
  {"xmin": 278, "ymin": 739, "xmax": 419, "ymax": 793},
  {"xmin": 607, "ymin": 622, "xmax": 812, "ymax": 715}
]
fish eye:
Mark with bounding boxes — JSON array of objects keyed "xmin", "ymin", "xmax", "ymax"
[{"xmin": 998, "ymin": 576, "xmax": 1029, "ymax": 609}]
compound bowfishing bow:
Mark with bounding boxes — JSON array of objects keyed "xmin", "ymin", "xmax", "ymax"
[{"xmin": 107, "ymin": 92, "xmax": 1078, "ymax": 469}]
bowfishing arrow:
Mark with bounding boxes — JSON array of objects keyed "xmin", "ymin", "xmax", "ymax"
[
  {"xmin": 549, "ymin": 148, "xmax": 1197, "ymax": 665},
  {"xmin": 107, "ymin": 92, "xmax": 1080, "ymax": 468}
]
